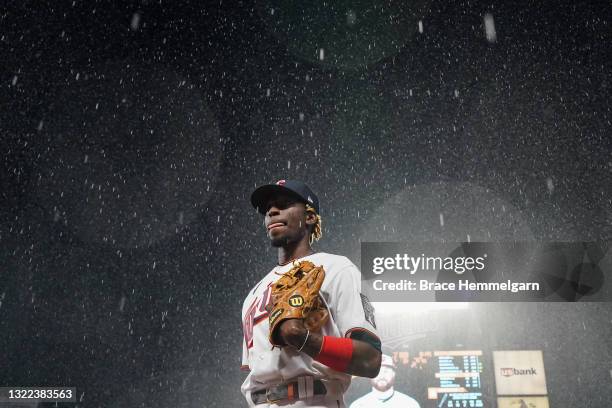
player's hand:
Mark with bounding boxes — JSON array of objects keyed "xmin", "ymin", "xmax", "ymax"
[
  {"xmin": 278, "ymin": 319, "xmax": 307, "ymax": 347},
  {"xmin": 278, "ymin": 319, "xmax": 325, "ymax": 357}
]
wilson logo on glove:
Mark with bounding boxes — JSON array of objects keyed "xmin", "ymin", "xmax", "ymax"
[{"xmin": 289, "ymin": 295, "xmax": 304, "ymax": 307}]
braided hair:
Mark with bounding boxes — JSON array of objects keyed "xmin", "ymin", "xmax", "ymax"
[{"xmin": 305, "ymin": 204, "xmax": 322, "ymax": 245}]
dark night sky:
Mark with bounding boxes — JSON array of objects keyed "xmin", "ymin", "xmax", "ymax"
[{"xmin": 1, "ymin": 1, "xmax": 611, "ymax": 407}]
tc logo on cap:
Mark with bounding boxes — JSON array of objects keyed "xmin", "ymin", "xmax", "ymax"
[{"xmin": 276, "ymin": 180, "xmax": 286, "ymax": 186}]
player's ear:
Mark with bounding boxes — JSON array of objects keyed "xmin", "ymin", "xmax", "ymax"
[{"xmin": 304, "ymin": 207, "xmax": 317, "ymax": 226}]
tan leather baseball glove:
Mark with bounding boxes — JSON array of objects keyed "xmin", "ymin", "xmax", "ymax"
[{"xmin": 267, "ymin": 260, "xmax": 329, "ymax": 347}]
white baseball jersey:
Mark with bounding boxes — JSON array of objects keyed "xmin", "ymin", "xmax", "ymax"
[
  {"xmin": 240, "ymin": 252, "xmax": 380, "ymax": 404},
  {"xmin": 350, "ymin": 389, "xmax": 421, "ymax": 408}
]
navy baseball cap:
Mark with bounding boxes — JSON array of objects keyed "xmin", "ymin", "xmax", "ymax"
[{"xmin": 251, "ymin": 179, "xmax": 320, "ymax": 215}]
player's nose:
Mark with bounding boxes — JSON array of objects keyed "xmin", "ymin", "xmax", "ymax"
[{"xmin": 266, "ymin": 205, "xmax": 281, "ymax": 217}]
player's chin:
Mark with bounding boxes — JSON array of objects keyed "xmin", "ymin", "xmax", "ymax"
[
  {"xmin": 269, "ymin": 229, "xmax": 304, "ymax": 247},
  {"xmin": 270, "ymin": 236, "xmax": 289, "ymax": 247},
  {"xmin": 269, "ymin": 229, "xmax": 298, "ymax": 247}
]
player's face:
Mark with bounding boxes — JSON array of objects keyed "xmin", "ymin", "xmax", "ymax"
[
  {"xmin": 371, "ymin": 365, "xmax": 395, "ymax": 391},
  {"xmin": 263, "ymin": 194, "xmax": 309, "ymax": 247}
]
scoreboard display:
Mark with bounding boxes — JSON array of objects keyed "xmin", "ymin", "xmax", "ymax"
[{"xmin": 427, "ymin": 350, "xmax": 485, "ymax": 408}]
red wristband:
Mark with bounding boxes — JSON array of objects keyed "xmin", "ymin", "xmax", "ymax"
[{"xmin": 314, "ymin": 336, "xmax": 353, "ymax": 372}]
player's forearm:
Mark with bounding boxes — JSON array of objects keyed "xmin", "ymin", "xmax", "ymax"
[
  {"xmin": 280, "ymin": 322, "xmax": 381, "ymax": 378},
  {"xmin": 298, "ymin": 332, "xmax": 381, "ymax": 378}
]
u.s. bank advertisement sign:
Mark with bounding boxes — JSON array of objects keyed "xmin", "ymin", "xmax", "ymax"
[{"xmin": 494, "ymin": 350, "xmax": 548, "ymax": 395}]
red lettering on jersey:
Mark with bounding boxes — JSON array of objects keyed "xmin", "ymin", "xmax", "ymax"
[
  {"xmin": 259, "ymin": 283, "xmax": 273, "ymax": 312},
  {"xmin": 243, "ymin": 299, "xmax": 257, "ymax": 348},
  {"xmin": 243, "ymin": 282, "xmax": 274, "ymax": 349}
]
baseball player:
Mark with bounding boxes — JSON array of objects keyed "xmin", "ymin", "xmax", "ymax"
[
  {"xmin": 241, "ymin": 179, "xmax": 382, "ymax": 407},
  {"xmin": 349, "ymin": 355, "xmax": 421, "ymax": 408}
]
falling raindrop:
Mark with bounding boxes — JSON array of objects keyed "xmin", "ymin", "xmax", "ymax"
[
  {"xmin": 484, "ymin": 13, "xmax": 497, "ymax": 43},
  {"xmin": 131, "ymin": 13, "xmax": 141, "ymax": 31},
  {"xmin": 546, "ymin": 178, "xmax": 554, "ymax": 193}
]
